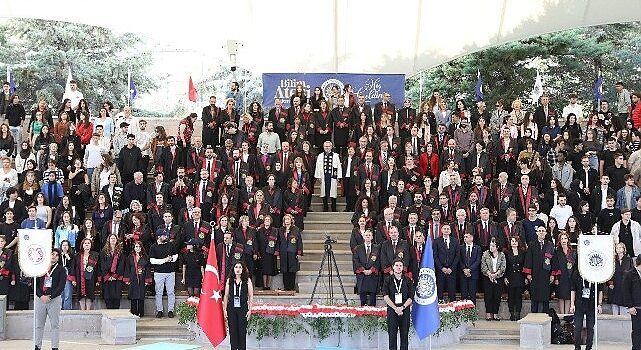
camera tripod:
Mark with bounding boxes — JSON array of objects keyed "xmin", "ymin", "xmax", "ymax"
[{"xmin": 309, "ymin": 235, "xmax": 348, "ymax": 305}]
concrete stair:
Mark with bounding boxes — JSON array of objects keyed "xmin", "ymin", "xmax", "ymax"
[
  {"xmin": 459, "ymin": 320, "xmax": 520, "ymax": 345},
  {"xmin": 136, "ymin": 318, "xmax": 193, "ymax": 341}
]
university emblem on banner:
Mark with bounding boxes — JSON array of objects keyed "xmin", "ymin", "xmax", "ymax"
[
  {"xmin": 18, "ymin": 229, "xmax": 53, "ymax": 277},
  {"xmin": 321, "ymin": 79, "xmax": 344, "ymax": 98},
  {"xmin": 578, "ymin": 234, "xmax": 615, "ymax": 283},
  {"xmin": 414, "ymin": 267, "xmax": 437, "ymax": 305}
]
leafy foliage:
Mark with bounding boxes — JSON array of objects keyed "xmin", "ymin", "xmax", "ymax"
[
  {"xmin": 0, "ymin": 19, "xmax": 157, "ymax": 111},
  {"xmin": 406, "ymin": 23, "xmax": 641, "ymax": 111}
]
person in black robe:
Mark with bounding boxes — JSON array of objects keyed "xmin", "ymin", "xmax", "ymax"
[
  {"xmin": 235, "ymin": 216, "xmax": 258, "ymax": 280},
  {"xmin": 523, "ymin": 226, "xmax": 558, "ymax": 313},
  {"xmin": 608, "ymin": 242, "xmax": 634, "ymax": 314},
  {"xmin": 99, "ymin": 233, "xmax": 125, "ymax": 309},
  {"xmin": 123, "ymin": 241, "xmax": 152, "ymax": 317},
  {"xmin": 256, "ymin": 215, "xmax": 279, "ymax": 290},
  {"xmin": 352, "ymin": 230, "xmax": 380, "ymax": 306},
  {"xmin": 0, "ymin": 235, "xmax": 14, "ymax": 298},
  {"xmin": 9, "ymin": 251, "xmax": 31, "ymax": 310},
  {"xmin": 277, "ymin": 214, "xmax": 303, "ymax": 291},
  {"xmin": 181, "ymin": 239, "xmax": 204, "ymax": 297},
  {"xmin": 330, "ymin": 98, "xmax": 351, "ymax": 157},
  {"xmin": 201, "ymin": 96, "xmax": 222, "ymax": 148},
  {"xmin": 552, "ymin": 232, "xmax": 577, "ymax": 314},
  {"xmin": 69, "ymin": 238, "xmax": 100, "ymax": 310},
  {"xmin": 216, "ymin": 232, "xmax": 244, "ymax": 285},
  {"xmin": 570, "ymin": 269, "xmax": 603, "ymax": 350},
  {"xmin": 283, "ymin": 179, "xmax": 306, "ymax": 230}
]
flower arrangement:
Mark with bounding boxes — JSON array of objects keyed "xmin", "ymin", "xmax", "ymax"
[{"xmin": 177, "ymin": 298, "xmax": 477, "ymax": 340}]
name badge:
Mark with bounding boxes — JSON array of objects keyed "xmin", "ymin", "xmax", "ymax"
[
  {"xmin": 233, "ymin": 296, "xmax": 241, "ymax": 308},
  {"xmin": 394, "ymin": 293, "xmax": 402, "ymax": 305},
  {"xmin": 582, "ymin": 287, "xmax": 590, "ymax": 299},
  {"xmin": 44, "ymin": 276, "xmax": 52, "ymax": 288}
]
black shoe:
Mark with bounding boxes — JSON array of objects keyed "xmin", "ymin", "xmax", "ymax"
[
  {"xmin": 156, "ymin": 311, "xmax": 163, "ymax": 318},
  {"xmin": 323, "ymin": 205, "xmax": 329, "ymax": 212},
  {"xmin": 168, "ymin": 311, "xmax": 174, "ymax": 318},
  {"xmin": 35, "ymin": 346, "xmax": 41, "ymax": 350},
  {"xmin": 52, "ymin": 348, "xmax": 58, "ymax": 350}
]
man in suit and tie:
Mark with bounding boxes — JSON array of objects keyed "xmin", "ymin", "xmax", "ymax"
[
  {"xmin": 146, "ymin": 172, "xmax": 171, "ymax": 210},
  {"xmin": 182, "ymin": 207, "xmax": 213, "ymax": 251},
  {"xmin": 238, "ymin": 175, "xmax": 258, "ymax": 215},
  {"xmin": 159, "ymin": 136, "xmax": 182, "ymax": 181},
  {"xmin": 376, "ymin": 208, "xmax": 401, "ymax": 244},
  {"xmin": 380, "ymin": 226, "xmax": 410, "ymax": 276},
  {"xmin": 515, "ymin": 174, "xmax": 539, "ymax": 220},
  {"xmin": 357, "ymin": 150, "xmax": 381, "ymax": 193},
  {"xmin": 101, "ymin": 209, "xmax": 126, "ymax": 249},
  {"xmin": 273, "ymin": 141, "xmax": 294, "ymax": 177},
  {"xmin": 352, "ymin": 230, "xmax": 380, "ymax": 306},
  {"xmin": 408, "ymin": 230, "xmax": 426, "ymax": 283},
  {"xmin": 228, "ymin": 148, "xmax": 249, "ymax": 187},
  {"xmin": 434, "ymin": 223, "xmax": 460, "ymax": 302},
  {"xmin": 425, "ymin": 208, "xmax": 443, "ymax": 241},
  {"xmin": 474, "ymin": 207, "xmax": 499, "ymax": 251},
  {"xmin": 576, "ymin": 155, "xmax": 599, "ymax": 200},
  {"xmin": 489, "ymin": 172, "xmax": 516, "ymax": 222},
  {"xmin": 269, "ymin": 98, "xmax": 289, "ymax": 141},
  {"xmin": 374, "ymin": 91, "xmax": 396, "ymax": 126},
  {"xmin": 452, "ymin": 209, "xmax": 474, "ymax": 244},
  {"xmin": 498, "ymin": 208, "xmax": 526, "ymax": 250},
  {"xmin": 350, "ymin": 94, "xmax": 372, "ymax": 125},
  {"xmin": 533, "ymin": 94, "xmax": 557, "ymax": 135},
  {"xmin": 406, "ymin": 126, "xmax": 424, "ymax": 156},
  {"xmin": 201, "ymin": 95, "xmax": 222, "ymax": 148},
  {"xmin": 459, "ymin": 232, "xmax": 481, "ymax": 304},
  {"xmin": 197, "ymin": 146, "xmax": 224, "ymax": 186},
  {"xmin": 193, "ymin": 169, "xmax": 217, "ymax": 222},
  {"xmin": 216, "ymin": 231, "xmax": 244, "ymax": 284}
]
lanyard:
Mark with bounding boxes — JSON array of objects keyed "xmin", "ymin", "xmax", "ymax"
[
  {"xmin": 234, "ymin": 280, "xmax": 242, "ymax": 296},
  {"xmin": 393, "ymin": 277, "xmax": 402, "ymax": 294},
  {"xmin": 47, "ymin": 263, "xmax": 57, "ymax": 277}
]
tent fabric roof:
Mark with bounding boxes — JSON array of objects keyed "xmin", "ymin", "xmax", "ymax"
[{"xmin": 3, "ymin": 0, "xmax": 639, "ymax": 76}]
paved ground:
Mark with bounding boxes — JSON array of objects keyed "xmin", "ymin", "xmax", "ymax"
[{"xmin": 0, "ymin": 340, "xmax": 632, "ymax": 350}]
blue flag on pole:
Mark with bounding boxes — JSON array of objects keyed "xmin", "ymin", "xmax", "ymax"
[
  {"xmin": 474, "ymin": 69, "xmax": 483, "ymax": 102},
  {"xmin": 593, "ymin": 73, "xmax": 603, "ymax": 103},
  {"xmin": 129, "ymin": 77, "xmax": 138, "ymax": 101},
  {"xmin": 411, "ymin": 237, "xmax": 440, "ymax": 339}
]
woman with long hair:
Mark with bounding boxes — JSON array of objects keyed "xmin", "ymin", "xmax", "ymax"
[
  {"xmin": 69, "ymin": 158, "xmax": 90, "ymax": 216},
  {"xmin": 505, "ymin": 236, "xmax": 526, "ymax": 321},
  {"xmin": 94, "ymin": 106, "xmax": 114, "ymax": 139},
  {"xmin": 100, "ymin": 233, "xmax": 124, "ymax": 309},
  {"xmin": 91, "ymin": 153, "xmax": 121, "ymax": 197},
  {"xmin": 34, "ymin": 192, "xmax": 52, "ymax": 228},
  {"xmin": 59, "ymin": 239, "xmax": 76, "ymax": 310},
  {"xmin": 214, "ymin": 192, "xmax": 238, "ymax": 228},
  {"xmin": 609, "ymin": 242, "xmax": 634, "ymax": 315},
  {"xmin": 235, "ymin": 215, "xmax": 258, "ymax": 280},
  {"xmin": 223, "ymin": 261, "xmax": 254, "ymax": 350},
  {"xmin": 54, "ymin": 210, "xmax": 79, "ymax": 249},
  {"xmin": 257, "ymin": 215, "xmax": 278, "ymax": 290},
  {"xmin": 349, "ymin": 215, "xmax": 368, "ymax": 253},
  {"xmin": 76, "ymin": 111, "xmax": 93, "ymax": 156},
  {"xmin": 553, "ymin": 232, "xmax": 576, "ymax": 314},
  {"xmin": 70, "ymin": 238, "xmax": 99, "ymax": 310},
  {"xmin": 151, "ymin": 125, "xmax": 168, "ymax": 173},
  {"xmin": 291, "ymin": 156, "xmax": 311, "ymax": 210},
  {"xmin": 101, "ymin": 173, "xmax": 123, "ymax": 210},
  {"xmin": 309, "ymin": 86, "xmax": 325, "ymax": 112},
  {"xmin": 53, "ymin": 195, "xmax": 80, "ymax": 228},
  {"xmin": 123, "ymin": 240, "xmax": 152, "ymax": 317},
  {"xmin": 124, "ymin": 212, "xmax": 152, "ymax": 254},
  {"xmin": 0, "ymin": 124, "xmax": 14, "ymax": 158},
  {"xmin": 278, "ymin": 214, "xmax": 302, "ymax": 291},
  {"xmin": 75, "ymin": 99, "xmax": 91, "ymax": 122},
  {"xmin": 247, "ymin": 190, "xmax": 269, "ymax": 228},
  {"xmin": 262, "ymin": 173, "xmax": 284, "ymax": 227},
  {"xmin": 481, "ymin": 238, "xmax": 506, "ymax": 321},
  {"xmin": 76, "ymin": 218, "xmax": 100, "ymax": 252},
  {"xmin": 356, "ymin": 178, "xmax": 380, "ymax": 215},
  {"xmin": 53, "ymin": 111, "xmax": 71, "ymax": 144},
  {"xmin": 18, "ymin": 169, "xmax": 39, "ymax": 206},
  {"xmin": 92, "ymin": 193, "xmax": 113, "ymax": 233},
  {"xmin": 15, "ymin": 141, "xmax": 36, "ymax": 178},
  {"xmin": 565, "ymin": 216, "xmax": 582, "ymax": 247},
  {"xmin": 351, "ymin": 197, "xmax": 377, "ymax": 230},
  {"xmin": 283, "ymin": 179, "xmax": 306, "ymax": 230},
  {"xmin": 57, "ymin": 98, "xmax": 74, "ymax": 123}
]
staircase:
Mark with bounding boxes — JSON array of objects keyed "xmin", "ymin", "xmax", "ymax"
[
  {"xmin": 459, "ymin": 320, "xmax": 520, "ymax": 345},
  {"xmin": 137, "ymin": 317, "xmax": 193, "ymax": 341},
  {"xmin": 297, "ymin": 185, "xmax": 357, "ymax": 300}
]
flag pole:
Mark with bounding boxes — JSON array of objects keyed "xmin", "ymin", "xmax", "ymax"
[
  {"xmin": 429, "ymin": 334, "xmax": 432, "ymax": 350},
  {"xmin": 127, "ymin": 69, "xmax": 131, "ymax": 107},
  {"xmin": 33, "ymin": 277, "xmax": 37, "ymax": 350},
  {"xmin": 594, "ymin": 282, "xmax": 598, "ymax": 350}
]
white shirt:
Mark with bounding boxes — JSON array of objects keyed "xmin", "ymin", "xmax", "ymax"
[
  {"xmin": 136, "ymin": 131, "xmax": 152, "ymax": 156},
  {"xmin": 549, "ymin": 205, "xmax": 573, "ymax": 230},
  {"xmin": 601, "ymin": 186, "xmax": 609, "ymax": 209},
  {"xmin": 84, "ymin": 143, "xmax": 103, "ymax": 168}
]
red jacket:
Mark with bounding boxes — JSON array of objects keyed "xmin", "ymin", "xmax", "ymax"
[
  {"xmin": 76, "ymin": 122, "xmax": 94, "ymax": 144},
  {"xmin": 419, "ymin": 152, "xmax": 440, "ymax": 179},
  {"xmin": 632, "ymin": 103, "xmax": 641, "ymax": 129}
]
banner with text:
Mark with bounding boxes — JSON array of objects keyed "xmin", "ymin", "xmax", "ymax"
[{"xmin": 262, "ymin": 73, "xmax": 406, "ymax": 110}]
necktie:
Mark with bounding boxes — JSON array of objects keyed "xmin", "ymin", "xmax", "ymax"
[
  {"xmin": 392, "ymin": 241, "xmax": 397, "ymax": 251},
  {"xmin": 434, "ymin": 223, "xmax": 439, "ymax": 237},
  {"xmin": 201, "ymin": 181, "xmax": 207, "ymax": 202},
  {"xmin": 366, "ymin": 245, "xmax": 370, "ymax": 256},
  {"xmin": 467, "ymin": 246, "xmax": 472, "ymax": 260},
  {"xmin": 48, "ymin": 184, "xmax": 54, "ymax": 205},
  {"xmin": 235, "ymin": 162, "xmax": 240, "ymax": 182},
  {"xmin": 283, "ymin": 153, "xmax": 288, "ymax": 169},
  {"xmin": 207, "ymin": 160, "xmax": 212, "ymax": 173},
  {"xmin": 411, "ymin": 227, "xmax": 415, "ymax": 238},
  {"xmin": 540, "ymin": 241, "xmax": 544, "ymax": 251},
  {"xmin": 227, "ymin": 244, "xmax": 231, "ymax": 255},
  {"xmin": 459, "ymin": 224, "xmax": 464, "ymax": 233},
  {"xmin": 445, "ymin": 238, "xmax": 449, "ymax": 249},
  {"xmin": 194, "ymin": 221, "xmax": 199, "ymax": 232}
]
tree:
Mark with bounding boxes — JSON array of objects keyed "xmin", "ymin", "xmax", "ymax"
[
  {"xmin": 0, "ymin": 19, "xmax": 156, "ymax": 112},
  {"xmin": 407, "ymin": 23, "xmax": 641, "ymax": 111}
]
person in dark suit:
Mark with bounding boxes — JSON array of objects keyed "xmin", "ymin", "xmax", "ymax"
[
  {"xmin": 192, "ymin": 169, "xmax": 217, "ymax": 222},
  {"xmin": 277, "ymin": 214, "xmax": 303, "ymax": 291},
  {"xmin": 380, "ymin": 226, "xmax": 410, "ymax": 277},
  {"xmin": 216, "ymin": 231, "xmax": 243, "ymax": 284},
  {"xmin": 342, "ymin": 146, "xmax": 361, "ymax": 212},
  {"xmin": 181, "ymin": 207, "xmax": 213, "ymax": 251},
  {"xmin": 488, "ymin": 172, "xmax": 516, "ymax": 222},
  {"xmin": 201, "ymin": 96, "xmax": 222, "ymax": 148},
  {"xmin": 397, "ymin": 98, "xmax": 416, "ymax": 141},
  {"xmin": 505, "ymin": 235, "xmax": 527, "ymax": 321},
  {"xmin": 146, "ymin": 172, "xmax": 171, "ymax": 210},
  {"xmin": 575, "ymin": 155, "xmax": 599, "ymax": 200},
  {"xmin": 407, "ymin": 230, "xmax": 426, "ymax": 283},
  {"xmin": 459, "ymin": 232, "xmax": 481, "ymax": 304},
  {"xmin": 159, "ymin": 136, "xmax": 183, "ymax": 181},
  {"xmin": 589, "ymin": 175, "xmax": 616, "ymax": 216},
  {"xmin": 351, "ymin": 95, "xmax": 373, "ymax": 126},
  {"xmin": 268, "ymin": 98, "xmax": 289, "ymax": 141},
  {"xmin": 382, "ymin": 259, "xmax": 414, "ymax": 350},
  {"xmin": 497, "ymin": 208, "xmax": 526, "ymax": 250},
  {"xmin": 622, "ymin": 254, "xmax": 641, "ymax": 350},
  {"xmin": 523, "ymin": 226, "xmax": 558, "ymax": 313},
  {"xmin": 451, "ymin": 209, "xmax": 474, "ymax": 244},
  {"xmin": 352, "ymin": 230, "xmax": 380, "ymax": 306},
  {"xmin": 533, "ymin": 94, "xmax": 557, "ymax": 135},
  {"xmin": 569, "ymin": 268, "xmax": 603, "ymax": 350},
  {"xmin": 474, "ymin": 208, "xmax": 500, "ymax": 251},
  {"xmin": 434, "ymin": 223, "xmax": 460, "ymax": 302},
  {"xmin": 514, "ymin": 174, "xmax": 539, "ymax": 220},
  {"xmin": 376, "ymin": 208, "xmax": 402, "ymax": 245},
  {"xmin": 373, "ymin": 92, "xmax": 396, "ymax": 126}
]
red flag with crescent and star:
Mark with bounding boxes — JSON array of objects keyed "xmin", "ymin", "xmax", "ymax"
[{"xmin": 197, "ymin": 240, "xmax": 226, "ymax": 346}]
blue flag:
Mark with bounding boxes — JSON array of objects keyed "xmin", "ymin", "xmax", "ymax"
[
  {"xmin": 129, "ymin": 78, "xmax": 138, "ymax": 101},
  {"xmin": 9, "ymin": 76, "xmax": 16, "ymax": 94},
  {"xmin": 411, "ymin": 237, "xmax": 440, "ymax": 339},
  {"xmin": 474, "ymin": 69, "xmax": 483, "ymax": 102},
  {"xmin": 593, "ymin": 73, "xmax": 603, "ymax": 103}
]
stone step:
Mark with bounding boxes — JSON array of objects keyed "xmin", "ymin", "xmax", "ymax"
[
  {"xmin": 459, "ymin": 333, "xmax": 520, "ymax": 345},
  {"xmin": 297, "ymin": 281, "xmax": 357, "ymax": 295},
  {"xmin": 137, "ymin": 319, "xmax": 193, "ymax": 341},
  {"xmin": 306, "ymin": 212, "xmax": 354, "ymax": 221},
  {"xmin": 304, "ymin": 222, "xmax": 354, "ymax": 231},
  {"xmin": 302, "ymin": 229, "xmax": 353, "ymax": 237},
  {"xmin": 298, "ymin": 259, "xmax": 355, "ymax": 272},
  {"xmin": 309, "ymin": 203, "xmax": 348, "ymax": 211},
  {"xmin": 301, "ymin": 239, "xmax": 350, "ymax": 250},
  {"xmin": 300, "ymin": 249, "xmax": 353, "ymax": 262},
  {"xmin": 466, "ymin": 320, "xmax": 520, "ymax": 336}
]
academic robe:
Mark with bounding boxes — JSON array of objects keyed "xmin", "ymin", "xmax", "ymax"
[
  {"xmin": 314, "ymin": 152, "xmax": 343, "ymax": 198},
  {"xmin": 122, "ymin": 254, "xmax": 152, "ymax": 300},
  {"xmin": 352, "ymin": 243, "xmax": 381, "ymax": 293},
  {"xmin": 68, "ymin": 251, "xmax": 100, "ymax": 300},
  {"xmin": 523, "ymin": 239, "xmax": 558, "ymax": 302},
  {"xmin": 99, "ymin": 250, "xmax": 125, "ymax": 302},
  {"xmin": 276, "ymin": 226, "xmax": 303, "ymax": 273}
]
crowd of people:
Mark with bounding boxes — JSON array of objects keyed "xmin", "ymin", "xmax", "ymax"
[{"xmin": 0, "ymin": 78, "xmax": 641, "ymax": 348}]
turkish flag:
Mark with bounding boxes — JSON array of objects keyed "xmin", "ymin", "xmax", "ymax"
[
  {"xmin": 188, "ymin": 76, "xmax": 198, "ymax": 102},
  {"xmin": 197, "ymin": 241, "xmax": 227, "ymax": 347}
]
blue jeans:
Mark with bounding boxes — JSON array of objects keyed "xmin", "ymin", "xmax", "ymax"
[
  {"xmin": 589, "ymin": 154, "xmax": 599, "ymax": 170},
  {"xmin": 9, "ymin": 126, "xmax": 21, "ymax": 155},
  {"xmin": 62, "ymin": 280, "xmax": 74, "ymax": 310}
]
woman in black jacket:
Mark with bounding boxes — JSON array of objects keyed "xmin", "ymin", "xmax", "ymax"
[
  {"xmin": 505, "ymin": 236, "xmax": 526, "ymax": 321},
  {"xmin": 609, "ymin": 242, "xmax": 634, "ymax": 315}
]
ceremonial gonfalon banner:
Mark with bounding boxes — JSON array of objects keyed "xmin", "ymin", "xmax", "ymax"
[
  {"xmin": 18, "ymin": 229, "xmax": 53, "ymax": 277},
  {"xmin": 577, "ymin": 234, "xmax": 615, "ymax": 283},
  {"xmin": 262, "ymin": 73, "xmax": 406, "ymax": 110}
]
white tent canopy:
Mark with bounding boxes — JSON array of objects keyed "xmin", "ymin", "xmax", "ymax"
[{"xmin": 2, "ymin": 0, "xmax": 640, "ymax": 76}]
